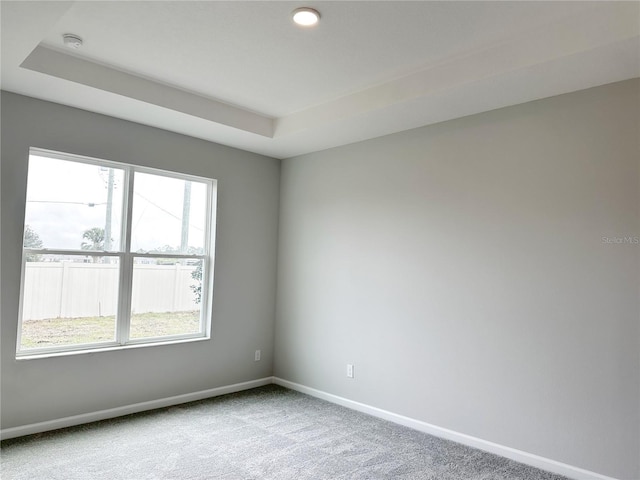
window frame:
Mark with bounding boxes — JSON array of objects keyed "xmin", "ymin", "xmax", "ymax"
[{"xmin": 16, "ymin": 147, "xmax": 216, "ymax": 358}]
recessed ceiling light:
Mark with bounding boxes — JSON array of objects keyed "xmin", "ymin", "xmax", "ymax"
[
  {"xmin": 292, "ymin": 7, "xmax": 320, "ymax": 27},
  {"xmin": 63, "ymin": 33, "xmax": 83, "ymax": 49}
]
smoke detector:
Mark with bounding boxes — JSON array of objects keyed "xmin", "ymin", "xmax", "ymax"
[{"xmin": 62, "ymin": 34, "xmax": 83, "ymax": 49}]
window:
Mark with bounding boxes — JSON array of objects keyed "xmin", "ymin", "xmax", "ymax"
[{"xmin": 17, "ymin": 148, "xmax": 216, "ymax": 356}]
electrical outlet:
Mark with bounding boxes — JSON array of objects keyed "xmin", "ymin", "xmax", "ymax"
[
  {"xmin": 254, "ymin": 350, "xmax": 261, "ymax": 362},
  {"xmin": 346, "ymin": 364, "xmax": 354, "ymax": 378}
]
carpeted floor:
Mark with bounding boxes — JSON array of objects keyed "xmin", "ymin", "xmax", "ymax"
[{"xmin": 1, "ymin": 385, "xmax": 568, "ymax": 480}]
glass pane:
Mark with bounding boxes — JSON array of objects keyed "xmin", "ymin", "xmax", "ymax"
[
  {"xmin": 20, "ymin": 254, "xmax": 119, "ymax": 350},
  {"xmin": 129, "ymin": 257, "xmax": 203, "ymax": 339},
  {"xmin": 24, "ymin": 155, "xmax": 124, "ymax": 251},
  {"xmin": 131, "ymin": 172, "xmax": 207, "ymax": 254}
]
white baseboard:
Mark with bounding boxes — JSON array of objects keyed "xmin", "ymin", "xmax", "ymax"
[
  {"xmin": 0, "ymin": 377, "xmax": 272, "ymax": 441},
  {"xmin": 272, "ymin": 377, "xmax": 619, "ymax": 480}
]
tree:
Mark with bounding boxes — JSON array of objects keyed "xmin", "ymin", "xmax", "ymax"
[
  {"xmin": 81, "ymin": 227, "xmax": 105, "ymax": 251},
  {"xmin": 23, "ymin": 225, "xmax": 43, "ymax": 261},
  {"xmin": 190, "ymin": 263, "xmax": 202, "ymax": 304}
]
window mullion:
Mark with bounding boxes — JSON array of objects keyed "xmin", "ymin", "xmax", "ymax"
[{"xmin": 116, "ymin": 167, "xmax": 135, "ymax": 345}]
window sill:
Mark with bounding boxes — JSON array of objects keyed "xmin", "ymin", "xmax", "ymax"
[{"xmin": 15, "ymin": 335, "xmax": 210, "ymax": 361}]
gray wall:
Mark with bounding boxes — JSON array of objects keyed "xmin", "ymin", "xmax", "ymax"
[
  {"xmin": 274, "ymin": 79, "xmax": 640, "ymax": 479},
  {"xmin": 1, "ymin": 92, "xmax": 280, "ymax": 428}
]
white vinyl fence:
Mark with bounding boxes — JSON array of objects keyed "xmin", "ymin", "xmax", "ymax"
[{"xmin": 22, "ymin": 262, "xmax": 199, "ymax": 320}]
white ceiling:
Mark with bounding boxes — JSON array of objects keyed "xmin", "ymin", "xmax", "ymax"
[{"xmin": 2, "ymin": 1, "xmax": 639, "ymax": 159}]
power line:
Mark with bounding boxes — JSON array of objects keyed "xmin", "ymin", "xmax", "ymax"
[{"xmin": 134, "ymin": 192, "xmax": 203, "ymax": 232}]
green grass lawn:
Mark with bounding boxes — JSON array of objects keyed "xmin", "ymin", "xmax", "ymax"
[{"xmin": 20, "ymin": 311, "xmax": 200, "ymax": 349}]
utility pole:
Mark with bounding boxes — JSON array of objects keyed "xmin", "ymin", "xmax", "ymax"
[
  {"xmin": 180, "ymin": 180, "xmax": 191, "ymax": 253},
  {"xmin": 104, "ymin": 168, "xmax": 114, "ymax": 254}
]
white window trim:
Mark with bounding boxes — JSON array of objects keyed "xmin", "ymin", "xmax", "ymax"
[{"xmin": 16, "ymin": 147, "xmax": 217, "ymax": 358}]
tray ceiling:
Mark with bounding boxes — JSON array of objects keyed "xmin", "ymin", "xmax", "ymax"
[{"xmin": 2, "ymin": 1, "xmax": 639, "ymax": 158}]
